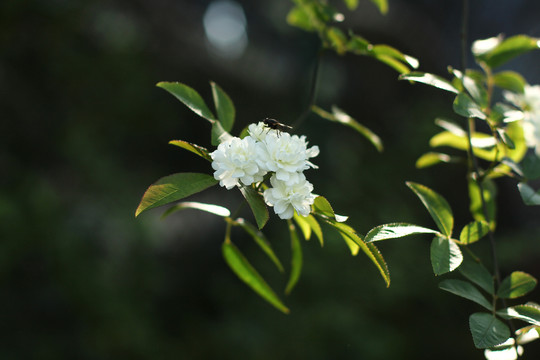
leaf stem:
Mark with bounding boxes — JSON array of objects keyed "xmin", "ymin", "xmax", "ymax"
[{"xmin": 460, "ymin": 1, "xmax": 518, "ymax": 355}]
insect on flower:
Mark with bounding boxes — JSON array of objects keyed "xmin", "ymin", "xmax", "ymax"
[{"xmin": 263, "ymin": 118, "xmax": 293, "ymax": 134}]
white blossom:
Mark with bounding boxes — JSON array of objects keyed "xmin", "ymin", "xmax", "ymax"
[
  {"xmin": 263, "ymin": 174, "xmax": 316, "ymax": 219},
  {"xmin": 256, "ymin": 132, "xmax": 319, "ymax": 186},
  {"xmin": 247, "ymin": 121, "xmax": 276, "ymax": 142},
  {"xmin": 505, "ymin": 84, "xmax": 540, "ymax": 155},
  {"xmin": 210, "ymin": 136, "xmax": 266, "ymax": 189}
]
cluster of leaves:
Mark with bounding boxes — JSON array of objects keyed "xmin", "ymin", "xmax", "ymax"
[
  {"xmin": 404, "ymin": 34, "xmax": 540, "ymax": 209},
  {"xmin": 287, "ymin": 0, "xmax": 418, "ymax": 74},
  {"xmin": 287, "ymin": 0, "xmax": 417, "ymax": 149},
  {"xmin": 363, "ymin": 34, "xmax": 540, "ymax": 356},
  {"xmin": 135, "ymin": 81, "xmax": 390, "ymax": 313}
]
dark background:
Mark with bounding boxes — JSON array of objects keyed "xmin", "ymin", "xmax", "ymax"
[{"xmin": 3, "ymin": 0, "xmax": 540, "ymax": 359}]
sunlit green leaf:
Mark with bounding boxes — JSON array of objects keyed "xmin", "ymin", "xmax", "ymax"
[
  {"xmin": 211, "ymin": 82, "xmax": 235, "ymax": 132},
  {"xmin": 472, "ymin": 36, "xmax": 502, "ymax": 57},
  {"xmin": 346, "ymin": 33, "xmax": 370, "ymax": 53},
  {"xmin": 399, "ymin": 72, "xmax": 459, "ymax": 93},
  {"xmin": 461, "ymin": 74, "xmax": 488, "ymax": 108},
  {"xmin": 368, "ymin": 0, "xmax": 388, "ymax": 14},
  {"xmin": 458, "ymin": 257, "xmax": 494, "ymax": 294},
  {"xmin": 518, "ymin": 182, "xmax": 540, "ymax": 206},
  {"xmin": 312, "ymin": 105, "xmax": 383, "ymax": 152},
  {"xmin": 493, "ymin": 71, "xmax": 526, "ymax": 93},
  {"xmin": 326, "ymin": 27, "xmax": 347, "ymax": 55},
  {"xmin": 439, "ymin": 279, "xmax": 492, "ymax": 310},
  {"xmin": 293, "ymin": 213, "xmax": 323, "ymax": 246},
  {"xmin": 407, "ymin": 182, "xmax": 454, "ymax": 237},
  {"xmin": 157, "ymin": 82, "xmax": 215, "ymax": 121},
  {"xmin": 372, "ymin": 45, "xmax": 418, "ymax": 68},
  {"xmin": 135, "ymin": 173, "xmax": 218, "ymax": 217},
  {"xmin": 372, "ymin": 54, "xmax": 410, "ymax": 74},
  {"xmin": 365, "ymin": 223, "xmax": 438, "ymax": 243},
  {"xmin": 429, "ymin": 131, "xmax": 498, "ymax": 161},
  {"xmin": 498, "ymin": 303, "xmax": 540, "ymax": 326},
  {"xmin": 468, "ymin": 177, "xmax": 497, "ymax": 229},
  {"xmin": 222, "ymin": 241, "xmax": 289, "ymax": 314},
  {"xmin": 239, "ymin": 186, "xmax": 269, "ymax": 229},
  {"xmin": 453, "ymin": 92, "xmax": 486, "ymax": 120},
  {"xmin": 430, "ymin": 237, "xmax": 463, "ymax": 275},
  {"xmin": 416, "ymin": 152, "xmax": 460, "ymax": 168},
  {"xmin": 169, "ymin": 140, "xmax": 212, "ymax": 161},
  {"xmin": 498, "ymin": 271, "xmax": 537, "ymax": 299},
  {"xmin": 293, "ymin": 213, "xmax": 311, "ymax": 240},
  {"xmin": 312, "ymin": 196, "xmax": 348, "ymax": 222},
  {"xmin": 459, "ymin": 221, "xmax": 490, "ymax": 245},
  {"xmin": 475, "ymin": 35, "xmax": 540, "ymax": 69},
  {"xmin": 285, "ymin": 221, "xmax": 303, "ymax": 294},
  {"xmin": 235, "ymin": 218, "xmax": 284, "ymax": 273},
  {"xmin": 469, "ymin": 313, "xmax": 511, "ymax": 349},
  {"xmin": 161, "ymin": 201, "xmax": 230, "ymax": 219}
]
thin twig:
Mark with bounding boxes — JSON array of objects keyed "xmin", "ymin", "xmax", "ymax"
[{"xmin": 292, "ymin": 47, "xmax": 323, "ymax": 130}]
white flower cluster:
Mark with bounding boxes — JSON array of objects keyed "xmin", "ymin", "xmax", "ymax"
[
  {"xmin": 505, "ymin": 84, "xmax": 540, "ymax": 156},
  {"xmin": 210, "ymin": 122, "xmax": 319, "ymax": 219}
]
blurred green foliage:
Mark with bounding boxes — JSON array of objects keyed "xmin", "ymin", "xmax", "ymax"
[{"xmin": 2, "ymin": 0, "xmax": 540, "ymax": 359}]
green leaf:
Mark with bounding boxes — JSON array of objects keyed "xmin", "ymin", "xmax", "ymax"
[
  {"xmin": 161, "ymin": 201, "xmax": 230, "ymax": 219},
  {"xmin": 399, "ymin": 72, "xmax": 459, "ymax": 93},
  {"xmin": 236, "ymin": 218, "xmax": 284, "ymax": 273},
  {"xmin": 169, "ymin": 140, "xmax": 212, "ymax": 161},
  {"xmin": 461, "ymin": 74, "xmax": 488, "ymax": 108},
  {"xmin": 211, "ymin": 120, "xmax": 233, "ymax": 146},
  {"xmin": 312, "ymin": 105, "xmax": 383, "ymax": 152},
  {"xmin": 285, "ymin": 221, "xmax": 303, "ymax": 295},
  {"xmin": 135, "ymin": 173, "xmax": 218, "ymax": 217},
  {"xmin": 210, "ymin": 82, "xmax": 235, "ymax": 132},
  {"xmin": 312, "ymin": 196, "xmax": 348, "ymax": 222},
  {"xmin": 286, "ymin": 5, "xmax": 315, "ymax": 32},
  {"xmin": 416, "ymin": 152, "xmax": 458, "ymax": 168},
  {"xmin": 406, "ymin": 182, "xmax": 454, "ymax": 237},
  {"xmin": 459, "ymin": 221, "xmax": 490, "ymax": 245},
  {"xmin": 493, "ymin": 71, "xmax": 526, "ymax": 93},
  {"xmin": 368, "ymin": 0, "xmax": 388, "ymax": 14},
  {"xmin": 326, "ymin": 219, "xmax": 390, "ymax": 287},
  {"xmin": 222, "ymin": 241, "xmax": 289, "ymax": 314},
  {"xmin": 458, "ymin": 257, "xmax": 495, "ymax": 294},
  {"xmin": 469, "ymin": 313, "xmax": 511, "ymax": 349},
  {"xmin": 498, "ymin": 303, "xmax": 540, "ymax": 326},
  {"xmin": 521, "ymin": 153, "xmax": 540, "ymax": 180},
  {"xmin": 429, "ymin": 131, "xmax": 498, "ymax": 161},
  {"xmin": 343, "ymin": 0, "xmax": 358, "ymax": 11},
  {"xmin": 293, "ymin": 213, "xmax": 311, "ymax": 240},
  {"xmin": 157, "ymin": 82, "xmax": 215, "ymax": 121},
  {"xmin": 293, "ymin": 213, "xmax": 323, "ymax": 246},
  {"xmin": 439, "ymin": 279, "xmax": 492, "ymax": 310},
  {"xmin": 475, "ymin": 35, "xmax": 540, "ymax": 69},
  {"xmin": 364, "ymin": 223, "xmax": 439, "ymax": 243},
  {"xmin": 498, "ymin": 271, "xmax": 537, "ymax": 299},
  {"xmin": 453, "ymin": 92, "xmax": 486, "ymax": 120},
  {"xmin": 346, "ymin": 33, "xmax": 370, "ymax": 53},
  {"xmin": 239, "ymin": 186, "xmax": 269, "ymax": 229},
  {"xmin": 325, "ymin": 27, "xmax": 347, "ymax": 55},
  {"xmin": 430, "ymin": 237, "xmax": 463, "ymax": 275},
  {"xmin": 370, "ymin": 45, "xmax": 419, "ymax": 70},
  {"xmin": 468, "ymin": 177, "xmax": 497, "ymax": 228},
  {"xmin": 518, "ymin": 182, "xmax": 540, "ymax": 206}
]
